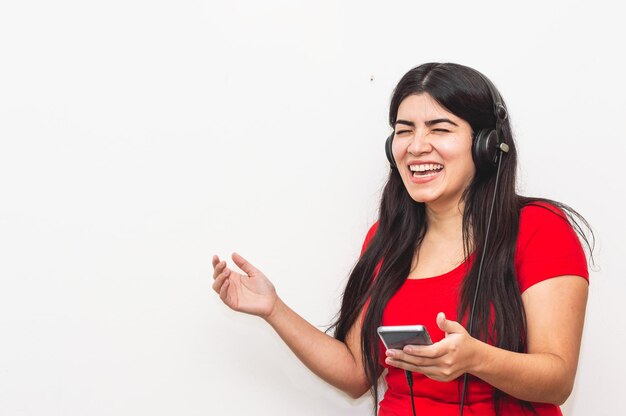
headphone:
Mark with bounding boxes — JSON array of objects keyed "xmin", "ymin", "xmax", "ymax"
[{"xmin": 384, "ymin": 72, "xmax": 510, "ymax": 172}]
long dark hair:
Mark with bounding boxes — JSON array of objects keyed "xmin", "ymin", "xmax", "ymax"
[{"xmin": 329, "ymin": 63, "xmax": 594, "ymax": 414}]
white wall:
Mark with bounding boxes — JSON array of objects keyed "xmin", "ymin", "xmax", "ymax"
[{"xmin": 0, "ymin": 1, "xmax": 623, "ymax": 415}]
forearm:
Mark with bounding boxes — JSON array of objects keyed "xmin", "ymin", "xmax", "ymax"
[
  {"xmin": 264, "ymin": 297, "xmax": 369, "ymax": 398},
  {"xmin": 471, "ymin": 341, "xmax": 574, "ymax": 405}
]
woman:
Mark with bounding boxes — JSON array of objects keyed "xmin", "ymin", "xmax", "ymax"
[{"xmin": 212, "ymin": 63, "xmax": 592, "ymax": 415}]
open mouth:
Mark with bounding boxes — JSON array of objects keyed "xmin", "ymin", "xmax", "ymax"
[{"xmin": 409, "ymin": 163, "xmax": 444, "ymax": 178}]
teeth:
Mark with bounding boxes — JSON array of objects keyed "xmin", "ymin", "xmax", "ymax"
[{"xmin": 409, "ymin": 163, "xmax": 443, "ymax": 172}]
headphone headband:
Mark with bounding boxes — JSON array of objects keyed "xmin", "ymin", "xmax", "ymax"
[{"xmin": 477, "ymin": 71, "xmax": 508, "ymax": 123}]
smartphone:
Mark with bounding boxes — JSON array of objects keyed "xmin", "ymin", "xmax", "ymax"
[{"xmin": 377, "ymin": 325, "xmax": 433, "ymax": 350}]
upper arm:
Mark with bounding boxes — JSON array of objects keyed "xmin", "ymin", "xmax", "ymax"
[
  {"xmin": 343, "ymin": 306, "xmax": 385, "ymax": 398},
  {"xmin": 345, "ymin": 312, "xmax": 366, "ymax": 375},
  {"xmin": 350, "ymin": 220, "xmax": 380, "ymax": 376},
  {"xmin": 343, "ymin": 221, "xmax": 383, "ymax": 397},
  {"xmin": 516, "ymin": 204, "xmax": 590, "ymax": 377},
  {"xmin": 522, "ymin": 275, "xmax": 588, "ymax": 381}
]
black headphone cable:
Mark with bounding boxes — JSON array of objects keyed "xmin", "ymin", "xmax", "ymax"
[
  {"xmin": 405, "ymin": 370, "xmax": 416, "ymax": 416},
  {"xmin": 459, "ymin": 149, "xmax": 505, "ymax": 416}
]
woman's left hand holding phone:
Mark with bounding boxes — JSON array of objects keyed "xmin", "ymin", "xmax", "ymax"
[
  {"xmin": 384, "ymin": 312, "xmax": 480, "ymax": 382},
  {"xmin": 212, "ymin": 253, "xmax": 278, "ymax": 319}
]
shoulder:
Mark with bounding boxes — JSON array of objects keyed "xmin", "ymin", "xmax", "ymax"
[
  {"xmin": 520, "ymin": 201, "xmax": 569, "ymax": 226},
  {"xmin": 360, "ymin": 221, "xmax": 379, "ymax": 256},
  {"xmin": 517, "ymin": 201, "xmax": 577, "ymax": 252},
  {"xmin": 518, "ymin": 201, "xmax": 573, "ymax": 244},
  {"xmin": 515, "ymin": 200, "xmax": 589, "ymax": 292}
]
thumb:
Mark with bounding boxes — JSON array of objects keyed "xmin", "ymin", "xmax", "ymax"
[
  {"xmin": 437, "ymin": 312, "xmax": 465, "ymax": 336},
  {"xmin": 232, "ymin": 252, "xmax": 259, "ymax": 276}
]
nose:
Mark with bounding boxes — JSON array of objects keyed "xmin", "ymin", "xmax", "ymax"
[{"xmin": 406, "ymin": 130, "xmax": 434, "ymax": 156}]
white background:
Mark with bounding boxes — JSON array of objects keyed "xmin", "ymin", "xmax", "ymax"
[{"xmin": 1, "ymin": 1, "xmax": 624, "ymax": 415}]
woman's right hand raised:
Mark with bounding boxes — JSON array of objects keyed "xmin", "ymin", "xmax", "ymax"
[{"xmin": 211, "ymin": 252, "xmax": 278, "ymax": 319}]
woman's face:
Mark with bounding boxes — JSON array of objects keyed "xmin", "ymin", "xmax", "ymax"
[{"xmin": 392, "ymin": 93, "xmax": 475, "ymax": 210}]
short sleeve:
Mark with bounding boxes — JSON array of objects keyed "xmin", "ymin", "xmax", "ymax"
[
  {"xmin": 360, "ymin": 221, "xmax": 379, "ymax": 256},
  {"xmin": 360, "ymin": 221, "xmax": 383, "ymax": 283},
  {"xmin": 515, "ymin": 203, "xmax": 589, "ymax": 293}
]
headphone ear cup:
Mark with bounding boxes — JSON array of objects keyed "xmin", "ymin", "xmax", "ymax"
[
  {"xmin": 472, "ymin": 129, "xmax": 499, "ymax": 172},
  {"xmin": 385, "ymin": 133, "xmax": 396, "ymax": 168}
]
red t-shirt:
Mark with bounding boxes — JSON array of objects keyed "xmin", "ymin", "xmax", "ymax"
[{"xmin": 359, "ymin": 203, "xmax": 589, "ymax": 416}]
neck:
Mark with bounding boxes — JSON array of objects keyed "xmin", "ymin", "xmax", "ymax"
[{"xmin": 425, "ymin": 200, "xmax": 465, "ymax": 240}]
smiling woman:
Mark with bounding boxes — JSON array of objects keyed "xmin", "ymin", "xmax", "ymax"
[
  {"xmin": 391, "ymin": 94, "xmax": 475, "ymax": 209},
  {"xmin": 212, "ymin": 63, "xmax": 593, "ymax": 416}
]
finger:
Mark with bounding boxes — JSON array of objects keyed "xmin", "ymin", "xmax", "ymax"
[
  {"xmin": 387, "ymin": 348, "xmax": 441, "ymax": 364},
  {"xmin": 212, "ymin": 261, "xmax": 227, "ymax": 279},
  {"xmin": 231, "ymin": 252, "xmax": 258, "ymax": 276},
  {"xmin": 212, "ymin": 268, "xmax": 231, "ymax": 293},
  {"xmin": 212, "ymin": 255, "xmax": 220, "ymax": 268},
  {"xmin": 219, "ymin": 278, "xmax": 231, "ymax": 302},
  {"xmin": 386, "ymin": 343, "xmax": 445, "ymax": 365},
  {"xmin": 385, "ymin": 356, "xmax": 458, "ymax": 382},
  {"xmin": 385, "ymin": 356, "xmax": 436, "ymax": 371},
  {"xmin": 402, "ymin": 343, "xmax": 445, "ymax": 359},
  {"xmin": 437, "ymin": 312, "xmax": 465, "ymax": 335},
  {"xmin": 384, "ymin": 357, "xmax": 413, "ymax": 371}
]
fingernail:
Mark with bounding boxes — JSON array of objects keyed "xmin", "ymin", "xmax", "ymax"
[{"xmin": 386, "ymin": 350, "xmax": 395, "ymax": 357}]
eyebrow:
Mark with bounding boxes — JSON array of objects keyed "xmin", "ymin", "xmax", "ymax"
[{"xmin": 394, "ymin": 118, "xmax": 459, "ymax": 128}]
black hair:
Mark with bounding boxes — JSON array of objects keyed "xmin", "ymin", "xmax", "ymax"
[{"xmin": 329, "ymin": 63, "xmax": 594, "ymax": 414}]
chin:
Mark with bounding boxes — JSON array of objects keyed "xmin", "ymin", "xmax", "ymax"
[
  {"xmin": 406, "ymin": 188, "xmax": 466, "ymax": 209},
  {"xmin": 401, "ymin": 178, "xmax": 468, "ymax": 208},
  {"xmin": 406, "ymin": 191, "xmax": 441, "ymax": 204}
]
